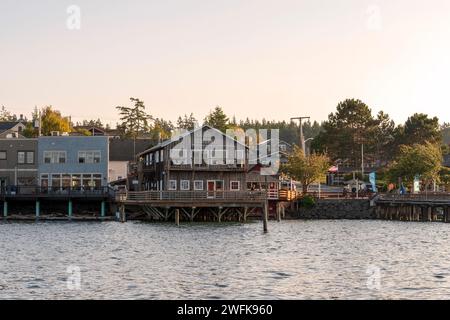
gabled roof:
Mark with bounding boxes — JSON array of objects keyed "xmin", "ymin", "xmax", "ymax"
[
  {"xmin": 0, "ymin": 121, "xmax": 23, "ymax": 132},
  {"xmin": 138, "ymin": 124, "xmax": 248, "ymax": 156}
]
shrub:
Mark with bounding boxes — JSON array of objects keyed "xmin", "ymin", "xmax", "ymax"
[{"xmin": 300, "ymin": 194, "xmax": 316, "ymax": 208}]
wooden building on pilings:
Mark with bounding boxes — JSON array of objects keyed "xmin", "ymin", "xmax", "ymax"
[{"xmin": 120, "ymin": 125, "xmax": 284, "ymax": 224}]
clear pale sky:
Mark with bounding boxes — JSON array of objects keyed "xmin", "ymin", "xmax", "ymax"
[{"xmin": 1, "ymin": 0, "xmax": 450, "ymax": 126}]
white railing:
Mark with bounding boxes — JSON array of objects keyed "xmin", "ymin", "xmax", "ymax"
[
  {"xmin": 119, "ymin": 190, "xmax": 267, "ymax": 202},
  {"xmin": 378, "ymin": 193, "xmax": 450, "ymax": 202}
]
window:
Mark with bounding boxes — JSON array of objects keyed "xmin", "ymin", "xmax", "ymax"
[
  {"xmin": 44, "ymin": 151, "xmax": 66, "ymax": 164},
  {"xmin": 79, "ymin": 151, "xmax": 101, "ymax": 164},
  {"xmin": 180, "ymin": 180, "xmax": 190, "ymax": 191},
  {"xmin": 26, "ymin": 152, "xmax": 34, "ymax": 164},
  {"xmin": 230, "ymin": 181, "xmax": 240, "ymax": 191},
  {"xmin": 168, "ymin": 180, "xmax": 177, "ymax": 190},
  {"xmin": 18, "ymin": 151, "xmax": 34, "ymax": 164},
  {"xmin": 0, "ymin": 151, "xmax": 6, "ymax": 160},
  {"xmin": 18, "ymin": 152, "xmax": 25, "ymax": 164},
  {"xmin": 215, "ymin": 180, "xmax": 224, "ymax": 191},
  {"xmin": 194, "ymin": 180, "xmax": 204, "ymax": 191}
]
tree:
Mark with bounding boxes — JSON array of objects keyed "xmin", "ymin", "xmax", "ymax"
[
  {"xmin": 282, "ymin": 146, "xmax": 330, "ymax": 193},
  {"xmin": 0, "ymin": 106, "xmax": 17, "ymax": 121},
  {"xmin": 311, "ymin": 99, "xmax": 379, "ymax": 167},
  {"xmin": 396, "ymin": 113, "xmax": 441, "ymax": 147},
  {"xmin": 149, "ymin": 118, "xmax": 174, "ymax": 142},
  {"xmin": 204, "ymin": 106, "xmax": 229, "ymax": 132},
  {"xmin": 387, "ymin": 142, "xmax": 443, "ymax": 189},
  {"xmin": 442, "ymin": 122, "xmax": 450, "ymax": 146},
  {"xmin": 116, "ymin": 97, "xmax": 152, "ymax": 138},
  {"xmin": 40, "ymin": 106, "xmax": 71, "ymax": 136},
  {"xmin": 176, "ymin": 113, "xmax": 197, "ymax": 130}
]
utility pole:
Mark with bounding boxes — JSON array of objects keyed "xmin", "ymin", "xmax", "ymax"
[
  {"xmin": 361, "ymin": 143, "xmax": 364, "ymax": 179},
  {"xmin": 291, "ymin": 116, "xmax": 310, "ymax": 154}
]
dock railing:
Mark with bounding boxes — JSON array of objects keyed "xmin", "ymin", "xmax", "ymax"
[
  {"xmin": 378, "ymin": 192, "xmax": 450, "ymax": 203},
  {"xmin": 119, "ymin": 190, "xmax": 268, "ymax": 202},
  {"xmin": 0, "ymin": 186, "xmax": 113, "ymax": 198}
]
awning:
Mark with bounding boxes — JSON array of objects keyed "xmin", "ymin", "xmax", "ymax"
[{"xmin": 328, "ymin": 166, "xmax": 339, "ymax": 173}]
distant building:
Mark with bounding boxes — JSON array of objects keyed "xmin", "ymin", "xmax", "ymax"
[
  {"xmin": 108, "ymin": 138, "xmax": 153, "ymax": 183},
  {"xmin": 0, "ymin": 117, "xmax": 27, "ymax": 138},
  {"xmin": 444, "ymin": 154, "xmax": 450, "ymax": 168},
  {"xmin": 38, "ymin": 136, "xmax": 109, "ymax": 190},
  {"xmin": 0, "ymin": 138, "xmax": 38, "ymax": 189}
]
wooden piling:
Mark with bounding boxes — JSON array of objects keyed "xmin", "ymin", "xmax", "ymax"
[
  {"xmin": 120, "ymin": 204, "xmax": 126, "ymax": 223},
  {"xmin": 263, "ymin": 202, "xmax": 269, "ymax": 233},
  {"xmin": 276, "ymin": 203, "xmax": 281, "ymax": 222},
  {"xmin": 175, "ymin": 209, "xmax": 180, "ymax": 226}
]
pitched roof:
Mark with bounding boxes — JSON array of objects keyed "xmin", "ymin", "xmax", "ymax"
[
  {"xmin": 138, "ymin": 124, "xmax": 249, "ymax": 156},
  {"xmin": 109, "ymin": 138, "xmax": 154, "ymax": 161},
  {"xmin": 0, "ymin": 121, "xmax": 21, "ymax": 132}
]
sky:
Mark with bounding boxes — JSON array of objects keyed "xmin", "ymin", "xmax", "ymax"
[{"xmin": 1, "ymin": 0, "xmax": 450, "ymax": 127}]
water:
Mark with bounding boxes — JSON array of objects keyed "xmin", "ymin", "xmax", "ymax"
[{"xmin": 1, "ymin": 220, "xmax": 450, "ymax": 300}]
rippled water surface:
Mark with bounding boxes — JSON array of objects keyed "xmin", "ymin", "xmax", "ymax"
[{"xmin": 1, "ymin": 220, "xmax": 450, "ymax": 299}]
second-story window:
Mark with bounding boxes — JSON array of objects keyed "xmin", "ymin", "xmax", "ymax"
[
  {"xmin": 17, "ymin": 151, "xmax": 34, "ymax": 164},
  {"xmin": 44, "ymin": 151, "xmax": 66, "ymax": 164},
  {"xmin": 0, "ymin": 151, "xmax": 6, "ymax": 160},
  {"xmin": 79, "ymin": 151, "xmax": 101, "ymax": 164},
  {"xmin": 180, "ymin": 180, "xmax": 190, "ymax": 191}
]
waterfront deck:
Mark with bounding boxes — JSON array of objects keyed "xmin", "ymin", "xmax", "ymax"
[
  {"xmin": 117, "ymin": 190, "xmax": 267, "ymax": 206},
  {"xmin": 375, "ymin": 193, "xmax": 450, "ymax": 222},
  {"xmin": 115, "ymin": 190, "xmax": 272, "ymax": 230},
  {"xmin": 377, "ymin": 193, "xmax": 450, "ymax": 205}
]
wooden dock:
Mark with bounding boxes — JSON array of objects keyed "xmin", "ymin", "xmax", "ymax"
[
  {"xmin": 116, "ymin": 190, "xmax": 273, "ymax": 232},
  {"xmin": 375, "ymin": 193, "xmax": 450, "ymax": 222}
]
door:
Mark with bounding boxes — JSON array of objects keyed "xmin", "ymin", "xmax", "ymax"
[{"xmin": 207, "ymin": 180, "xmax": 216, "ymax": 198}]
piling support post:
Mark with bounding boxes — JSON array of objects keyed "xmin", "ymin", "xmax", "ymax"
[
  {"xmin": 36, "ymin": 200, "xmax": 40, "ymax": 218},
  {"xmin": 277, "ymin": 203, "xmax": 281, "ymax": 222},
  {"xmin": 3, "ymin": 201, "xmax": 7, "ymax": 218},
  {"xmin": 101, "ymin": 201, "xmax": 106, "ymax": 217},
  {"xmin": 119, "ymin": 204, "xmax": 126, "ymax": 223},
  {"xmin": 282, "ymin": 205, "xmax": 285, "ymax": 219},
  {"xmin": 263, "ymin": 201, "xmax": 269, "ymax": 233},
  {"xmin": 243, "ymin": 207, "xmax": 248, "ymax": 223},
  {"xmin": 427, "ymin": 206, "xmax": 432, "ymax": 222},
  {"xmin": 175, "ymin": 208, "xmax": 180, "ymax": 226},
  {"xmin": 68, "ymin": 200, "xmax": 73, "ymax": 219}
]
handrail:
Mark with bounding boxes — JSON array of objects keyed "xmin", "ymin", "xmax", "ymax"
[
  {"xmin": 0, "ymin": 185, "xmax": 113, "ymax": 197},
  {"xmin": 120, "ymin": 190, "xmax": 267, "ymax": 202},
  {"xmin": 378, "ymin": 193, "xmax": 450, "ymax": 202}
]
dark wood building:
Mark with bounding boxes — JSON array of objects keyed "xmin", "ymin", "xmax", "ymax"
[{"xmin": 137, "ymin": 125, "xmax": 280, "ymax": 198}]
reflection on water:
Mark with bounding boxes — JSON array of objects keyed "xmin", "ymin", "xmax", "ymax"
[{"xmin": 1, "ymin": 220, "xmax": 450, "ymax": 299}]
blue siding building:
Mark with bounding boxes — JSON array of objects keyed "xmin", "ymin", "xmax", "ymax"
[{"xmin": 38, "ymin": 136, "xmax": 109, "ymax": 189}]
